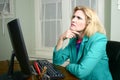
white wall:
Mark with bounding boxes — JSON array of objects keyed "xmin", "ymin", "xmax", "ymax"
[
  {"xmin": 111, "ymin": 0, "xmax": 120, "ymax": 41},
  {"xmin": 0, "ymin": 0, "xmax": 35, "ymax": 60}
]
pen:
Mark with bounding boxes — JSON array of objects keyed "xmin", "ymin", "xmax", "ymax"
[{"xmin": 33, "ymin": 61, "xmax": 41, "ymax": 75}]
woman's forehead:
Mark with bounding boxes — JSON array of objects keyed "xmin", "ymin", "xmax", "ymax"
[{"xmin": 74, "ymin": 10, "xmax": 85, "ymax": 17}]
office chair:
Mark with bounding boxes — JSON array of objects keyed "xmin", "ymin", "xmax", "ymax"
[{"xmin": 106, "ymin": 41, "xmax": 120, "ymax": 80}]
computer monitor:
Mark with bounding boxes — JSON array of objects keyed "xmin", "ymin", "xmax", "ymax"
[{"xmin": 0, "ymin": 19, "xmax": 32, "ymax": 80}]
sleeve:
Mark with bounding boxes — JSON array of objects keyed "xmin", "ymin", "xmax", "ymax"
[
  {"xmin": 66, "ymin": 34, "xmax": 107, "ymax": 79},
  {"xmin": 52, "ymin": 43, "xmax": 71, "ymax": 65}
]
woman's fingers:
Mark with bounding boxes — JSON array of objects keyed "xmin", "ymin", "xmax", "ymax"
[
  {"xmin": 71, "ymin": 30, "xmax": 80, "ymax": 35},
  {"xmin": 66, "ymin": 30, "xmax": 76, "ymax": 39},
  {"xmin": 62, "ymin": 29, "xmax": 80, "ymax": 40}
]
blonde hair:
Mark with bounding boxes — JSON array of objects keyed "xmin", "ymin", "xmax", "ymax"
[{"xmin": 73, "ymin": 6, "xmax": 106, "ymax": 37}]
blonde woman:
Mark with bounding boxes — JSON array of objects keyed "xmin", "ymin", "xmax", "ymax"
[{"xmin": 53, "ymin": 6, "xmax": 112, "ymax": 80}]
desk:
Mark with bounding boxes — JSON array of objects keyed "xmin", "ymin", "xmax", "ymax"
[{"xmin": 0, "ymin": 60, "xmax": 78, "ymax": 80}]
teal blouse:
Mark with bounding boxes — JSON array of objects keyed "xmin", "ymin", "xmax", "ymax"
[{"xmin": 53, "ymin": 32, "xmax": 112, "ymax": 80}]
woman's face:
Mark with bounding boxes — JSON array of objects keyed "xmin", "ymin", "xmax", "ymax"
[{"xmin": 70, "ymin": 10, "xmax": 87, "ymax": 32}]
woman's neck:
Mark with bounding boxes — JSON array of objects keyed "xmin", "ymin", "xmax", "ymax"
[{"xmin": 78, "ymin": 31, "xmax": 84, "ymax": 39}]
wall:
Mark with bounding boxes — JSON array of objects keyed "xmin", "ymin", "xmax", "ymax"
[
  {"xmin": 104, "ymin": 0, "xmax": 111, "ymax": 40},
  {"xmin": 111, "ymin": 0, "xmax": 120, "ymax": 41},
  {"xmin": 0, "ymin": 0, "xmax": 35, "ymax": 60}
]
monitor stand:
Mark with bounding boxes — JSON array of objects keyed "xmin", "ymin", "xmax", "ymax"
[{"xmin": 0, "ymin": 51, "xmax": 30, "ymax": 80}]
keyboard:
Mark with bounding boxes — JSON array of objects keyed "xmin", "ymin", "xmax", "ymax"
[{"xmin": 31, "ymin": 60, "xmax": 64, "ymax": 80}]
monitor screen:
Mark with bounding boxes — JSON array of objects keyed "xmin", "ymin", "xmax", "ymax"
[{"xmin": 7, "ymin": 19, "xmax": 32, "ymax": 79}]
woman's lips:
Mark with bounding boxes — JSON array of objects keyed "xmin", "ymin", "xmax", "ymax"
[{"xmin": 71, "ymin": 23, "xmax": 75, "ymax": 26}]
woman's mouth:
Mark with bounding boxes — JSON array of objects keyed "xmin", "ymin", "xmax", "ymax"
[{"xmin": 71, "ymin": 23, "xmax": 75, "ymax": 27}]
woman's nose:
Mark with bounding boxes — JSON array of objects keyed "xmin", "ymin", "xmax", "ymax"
[{"xmin": 72, "ymin": 17, "xmax": 77, "ymax": 22}]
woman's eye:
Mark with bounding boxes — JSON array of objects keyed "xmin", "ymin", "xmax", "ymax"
[
  {"xmin": 72, "ymin": 15, "xmax": 82, "ymax": 20},
  {"xmin": 77, "ymin": 16, "xmax": 82, "ymax": 20},
  {"xmin": 72, "ymin": 16, "xmax": 75, "ymax": 18}
]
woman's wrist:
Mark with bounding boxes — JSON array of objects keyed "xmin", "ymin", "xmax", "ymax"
[{"xmin": 56, "ymin": 37, "xmax": 64, "ymax": 51}]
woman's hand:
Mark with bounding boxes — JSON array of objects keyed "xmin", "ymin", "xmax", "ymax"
[
  {"xmin": 56, "ymin": 29, "xmax": 79, "ymax": 51},
  {"xmin": 60, "ymin": 29, "xmax": 80, "ymax": 40}
]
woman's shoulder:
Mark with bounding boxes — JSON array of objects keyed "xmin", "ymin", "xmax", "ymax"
[
  {"xmin": 90, "ymin": 32, "xmax": 107, "ymax": 39},
  {"xmin": 83, "ymin": 32, "xmax": 107, "ymax": 43}
]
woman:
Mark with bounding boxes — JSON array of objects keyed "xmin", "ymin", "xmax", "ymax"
[{"xmin": 53, "ymin": 6, "xmax": 112, "ymax": 80}]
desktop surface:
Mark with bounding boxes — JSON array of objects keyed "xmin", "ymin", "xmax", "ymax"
[{"xmin": 0, "ymin": 60, "xmax": 78, "ymax": 80}]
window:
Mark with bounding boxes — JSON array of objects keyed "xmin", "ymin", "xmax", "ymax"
[
  {"xmin": 0, "ymin": 0, "xmax": 14, "ymax": 18},
  {"xmin": 72, "ymin": 0, "xmax": 104, "ymax": 25},
  {"xmin": 34, "ymin": 0, "xmax": 104, "ymax": 58},
  {"xmin": 40, "ymin": 0, "xmax": 62, "ymax": 48},
  {"xmin": 0, "ymin": 0, "xmax": 14, "ymax": 35}
]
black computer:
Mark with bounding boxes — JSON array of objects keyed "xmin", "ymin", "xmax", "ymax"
[{"xmin": 0, "ymin": 19, "xmax": 32, "ymax": 80}]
